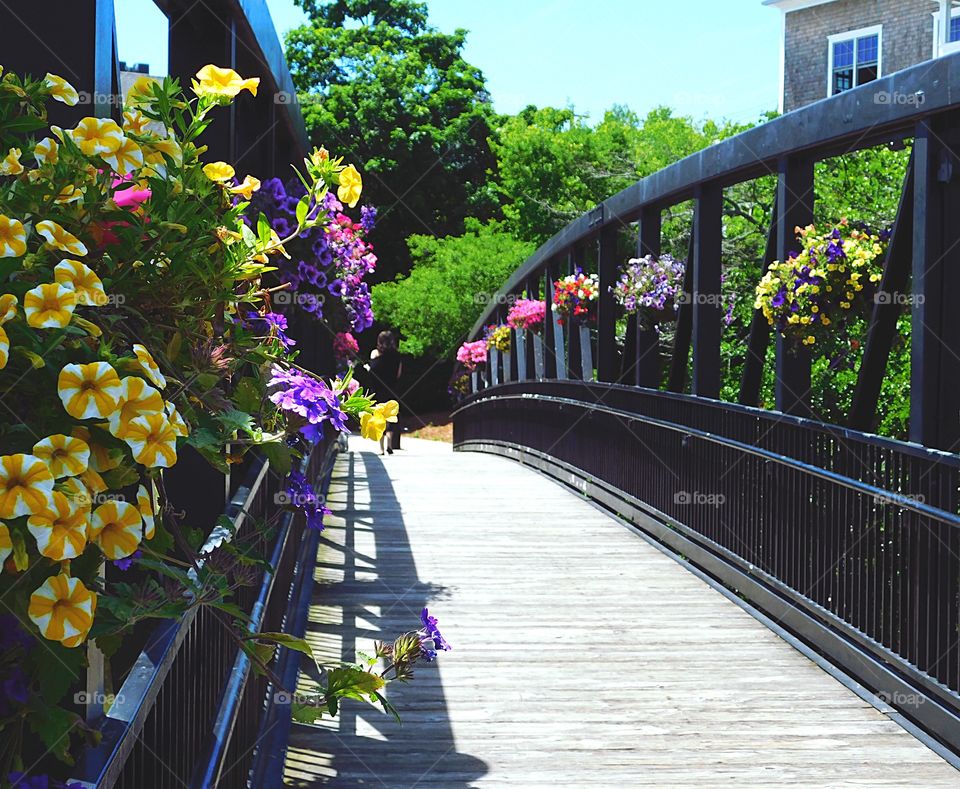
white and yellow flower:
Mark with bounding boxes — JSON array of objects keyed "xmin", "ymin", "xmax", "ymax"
[
  {"xmin": 44, "ymin": 73, "xmax": 80, "ymax": 106},
  {"xmin": 137, "ymin": 482, "xmax": 157, "ymax": 540},
  {"xmin": 59, "ymin": 476, "xmax": 93, "ymax": 515},
  {"xmin": 122, "ymin": 108, "xmax": 150, "ymax": 136},
  {"xmin": 0, "ymin": 148, "xmax": 24, "ymax": 175},
  {"xmin": 125, "ymin": 75, "xmax": 159, "ymax": 107},
  {"xmin": 32, "ymin": 434, "xmax": 89, "ymax": 478},
  {"xmin": 28, "ymin": 491, "xmax": 89, "ymax": 560},
  {"xmin": 23, "ymin": 282, "xmax": 77, "ymax": 328},
  {"xmin": 34, "ymin": 136, "xmax": 59, "ymax": 165},
  {"xmin": 54, "ymin": 259, "xmax": 106, "ymax": 306},
  {"xmin": 80, "ymin": 467, "xmax": 107, "ymax": 494},
  {"xmin": 102, "ymin": 136, "xmax": 143, "ymax": 176},
  {"xmin": 109, "ymin": 377, "xmax": 164, "ymax": 438},
  {"xmin": 90, "ymin": 499, "xmax": 142, "ymax": 559},
  {"xmin": 0, "ymin": 453, "xmax": 55, "ymax": 518},
  {"xmin": 0, "ymin": 325, "xmax": 8, "ymax": 370},
  {"xmin": 123, "ymin": 413, "xmax": 178, "ymax": 468},
  {"xmin": 54, "ymin": 184, "xmax": 85, "ymax": 204},
  {"xmin": 0, "ymin": 294, "xmax": 17, "ymax": 324},
  {"xmin": 68, "ymin": 116, "xmax": 124, "ymax": 157},
  {"xmin": 165, "ymin": 401, "xmax": 189, "ymax": 437},
  {"xmin": 131, "ymin": 343, "xmax": 166, "ymax": 388},
  {"xmin": 58, "ymin": 361, "xmax": 123, "ymax": 419},
  {"xmin": 191, "ymin": 65, "xmax": 259, "ymax": 100},
  {"xmin": 0, "ymin": 215, "xmax": 27, "ymax": 258},
  {"xmin": 28, "ymin": 573, "xmax": 96, "ymax": 648},
  {"xmin": 36, "ymin": 219, "xmax": 87, "ymax": 256}
]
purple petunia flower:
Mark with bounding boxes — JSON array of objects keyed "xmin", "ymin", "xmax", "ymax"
[
  {"xmin": 417, "ymin": 607, "xmax": 451, "ymax": 662},
  {"xmin": 268, "ymin": 367, "xmax": 348, "ymax": 440},
  {"xmin": 360, "ymin": 204, "xmax": 377, "ymax": 232},
  {"xmin": 113, "ymin": 549, "xmax": 142, "ymax": 571}
]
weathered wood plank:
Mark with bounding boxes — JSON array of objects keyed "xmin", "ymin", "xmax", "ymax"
[{"xmin": 283, "ymin": 439, "xmax": 957, "ymax": 787}]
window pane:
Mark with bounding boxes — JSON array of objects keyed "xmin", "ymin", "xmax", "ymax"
[
  {"xmin": 857, "ymin": 64, "xmax": 878, "ymax": 85},
  {"xmin": 833, "ymin": 67, "xmax": 854, "ymax": 94},
  {"xmin": 950, "ymin": 16, "xmax": 960, "ymax": 42},
  {"xmin": 833, "ymin": 40, "xmax": 854, "ymax": 68},
  {"xmin": 857, "ymin": 34, "xmax": 878, "ymax": 65}
]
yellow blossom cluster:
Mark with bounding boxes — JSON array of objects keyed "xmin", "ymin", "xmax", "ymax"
[{"xmin": 359, "ymin": 400, "xmax": 400, "ymax": 441}]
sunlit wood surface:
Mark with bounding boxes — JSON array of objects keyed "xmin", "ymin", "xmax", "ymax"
[{"xmin": 283, "ymin": 438, "xmax": 958, "ymax": 787}]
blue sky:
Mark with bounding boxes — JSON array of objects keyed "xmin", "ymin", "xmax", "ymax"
[{"xmin": 117, "ymin": 0, "xmax": 780, "ymax": 124}]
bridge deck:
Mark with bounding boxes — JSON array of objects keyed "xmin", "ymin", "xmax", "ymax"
[{"xmin": 282, "ymin": 438, "xmax": 958, "ymax": 787}]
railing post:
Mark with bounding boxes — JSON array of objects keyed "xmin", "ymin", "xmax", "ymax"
[
  {"xmin": 632, "ymin": 207, "xmax": 662, "ymax": 388},
  {"xmin": 739, "ymin": 198, "xmax": 777, "ymax": 406},
  {"xmin": 543, "ymin": 265, "xmax": 560, "ymax": 379},
  {"xmin": 597, "ymin": 225, "xmax": 619, "ymax": 382},
  {"xmin": 692, "ymin": 183, "xmax": 722, "ymax": 398},
  {"xmin": 565, "ymin": 250, "xmax": 581, "ymax": 379},
  {"xmin": 910, "ymin": 118, "xmax": 960, "ymax": 449},
  {"xmin": 774, "ymin": 156, "xmax": 814, "ymax": 415}
]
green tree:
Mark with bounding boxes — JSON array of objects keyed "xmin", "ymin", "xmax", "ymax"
[
  {"xmin": 287, "ymin": 0, "xmax": 500, "ymax": 281},
  {"xmin": 371, "ymin": 219, "xmax": 534, "ymax": 356}
]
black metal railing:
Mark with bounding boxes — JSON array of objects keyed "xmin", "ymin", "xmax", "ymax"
[{"xmin": 455, "ymin": 53, "xmax": 960, "ymax": 756}]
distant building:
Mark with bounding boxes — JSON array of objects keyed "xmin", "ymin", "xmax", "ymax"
[{"xmin": 765, "ymin": 0, "xmax": 960, "ymax": 112}]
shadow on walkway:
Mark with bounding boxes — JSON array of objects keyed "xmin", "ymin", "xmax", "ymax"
[{"xmin": 283, "ymin": 448, "xmax": 487, "ymax": 787}]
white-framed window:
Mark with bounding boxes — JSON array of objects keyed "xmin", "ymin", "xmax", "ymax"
[
  {"xmin": 932, "ymin": 1, "xmax": 960, "ymax": 58},
  {"xmin": 827, "ymin": 25, "xmax": 882, "ymax": 97}
]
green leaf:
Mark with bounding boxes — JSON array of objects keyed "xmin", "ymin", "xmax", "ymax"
[
  {"xmin": 292, "ymin": 701, "xmax": 326, "ymax": 723},
  {"xmin": 232, "ymin": 377, "xmax": 262, "ymax": 413},
  {"xmin": 260, "ymin": 441, "xmax": 294, "ymax": 476},
  {"xmin": 325, "ymin": 666, "xmax": 385, "ymax": 705},
  {"xmin": 257, "ymin": 212, "xmax": 272, "ymax": 245},
  {"xmin": 33, "ymin": 641, "xmax": 85, "ymax": 707},
  {"xmin": 296, "ymin": 195, "xmax": 310, "ymax": 226},
  {"xmin": 216, "ymin": 408, "xmax": 255, "ymax": 438},
  {"xmin": 27, "ymin": 703, "xmax": 80, "ymax": 765},
  {"xmin": 248, "ymin": 631, "xmax": 315, "ymax": 659},
  {"xmin": 102, "ymin": 464, "xmax": 140, "ymax": 489}
]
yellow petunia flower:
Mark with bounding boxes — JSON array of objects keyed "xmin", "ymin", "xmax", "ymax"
[
  {"xmin": 149, "ymin": 136, "xmax": 183, "ymax": 166},
  {"xmin": 90, "ymin": 499, "xmax": 142, "ymax": 560},
  {"xmin": 337, "ymin": 164, "xmax": 362, "ymax": 208},
  {"xmin": 27, "ymin": 490, "xmax": 89, "ymax": 560},
  {"xmin": 360, "ymin": 410, "xmax": 387, "ymax": 442},
  {"xmin": 59, "ymin": 476, "xmax": 93, "ymax": 514},
  {"xmin": 0, "ymin": 147, "xmax": 23, "ymax": 175},
  {"xmin": 0, "ymin": 293, "xmax": 17, "ymax": 323},
  {"xmin": 36, "ymin": 219, "xmax": 88, "ymax": 256},
  {"xmin": 32, "ymin": 434, "xmax": 89, "ymax": 478},
  {"xmin": 374, "ymin": 400, "xmax": 399, "ymax": 423},
  {"xmin": 54, "ymin": 259, "xmax": 106, "ymax": 306},
  {"xmin": 0, "ymin": 453, "xmax": 55, "ymax": 518},
  {"xmin": 102, "ymin": 136, "xmax": 143, "ymax": 176},
  {"xmin": 68, "ymin": 116, "xmax": 124, "ymax": 157},
  {"xmin": 34, "ymin": 136, "xmax": 59, "ymax": 165},
  {"xmin": 203, "ymin": 161, "xmax": 235, "ymax": 182},
  {"xmin": 132, "ymin": 343, "xmax": 166, "ymax": 388},
  {"xmin": 192, "ymin": 65, "xmax": 260, "ymax": 100},
  {"xmin": 0, "ymin": 215, "xmax": 27, "ymax": 258},
  {"xmin": 44, "ymin": 73, "xmax": 79, "ymax": 106},
  {"xmin": 23, "ymin": 282, "xmax": 77, "ymax": 329},
  {"xmin": 122, "ymin": 108, "xmax": 151, "ymax": 136},
  {"xmin": 109, "ymin": 377, "xmax": 164, "ymax": 438},
  {"xmin": 123, "ymin": 413, "xmax": 178, "ymax": 468},
  {"xmin": 137, "ymin": 482, "xmax": 157, "ymax": 539},
  {"xmin": 28, "ymin": 573, "xmax": 97, "ymax": 648},
  {"xmin": 58, "ymin": 361, "xmax": 123, "ymax": 419},
  {"xmin": 228, "ymin": 175, "xmax": 260, "ymax": 199},
  {"xmin": 0, "ymin": 522, "xmax": 10, "ymax": 565},
  {"xmin": 165, "ymin": 401, "xmax": 189, "ymax": 437},
  {"xmin": 0, "ymin": 325, "xmax": 7, "ymax": 370}
]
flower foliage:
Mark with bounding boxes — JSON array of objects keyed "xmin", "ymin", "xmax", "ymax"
[
  {"xmin": 0, "ymin": 65, "xmax": 421, "ymax": 777},
  {"xmin": 755, "ymin": 222, "xmax": 886, "ymax": 347},
  {"xmin": 247, "ymin": 171, "xmax": 377, "ymax": 333},
  {"xmin": 456, "ymin": 340, "xmax": 488, "ymax": 371},
  {"xmin": 505, "ymin": 298, "xmax": 546, "ymax": 333},
  {"xmin": 612, "ymin": 254, "xmax": 685, "ymax": 325},
  {"xmin": 552, "ymin": 271, "xmax": 598, "ymax": 324},
  {"xmin": 484, "ymin": 324, "xmax": 511, "ymax": 353}
]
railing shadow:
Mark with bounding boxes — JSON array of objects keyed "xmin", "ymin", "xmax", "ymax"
[{"xmin": 283, "ymin": 448, "xmax": 487, "ymax": 787}]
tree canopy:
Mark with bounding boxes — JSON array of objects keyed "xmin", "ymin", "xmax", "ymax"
[{"xmin": 287, "ymin": 0, "xmax": 499, "ymax": 280}]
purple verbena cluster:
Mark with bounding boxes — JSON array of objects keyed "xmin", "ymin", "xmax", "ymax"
[
  {"xmin": 248, "ymin": 178, "xmax": 377, "ymax": 333},
  {"xmin": 268, "ymin": 366, "xmax": 348, "ymax": 443},
  {"xmin": 284, "ymin": 470, "xmax": 332, "ymax": 531},
  {"xmin": 418, "ymin": 607, "xmax": 451, "ymax": 662}
]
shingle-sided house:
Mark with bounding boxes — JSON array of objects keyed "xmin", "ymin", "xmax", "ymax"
[{"xmin": 765, "ymin": 0, "xmax": 960, "ymax": 112}]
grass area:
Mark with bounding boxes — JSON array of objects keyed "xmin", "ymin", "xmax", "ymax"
[{"xmin": 405, "ymin": 410, "xmax": 453, "ymax": 443}]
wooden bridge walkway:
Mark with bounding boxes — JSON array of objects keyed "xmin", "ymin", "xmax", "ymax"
[{"xmin": 281, "ymin": 438, "xmax": 958, "ymax": 787}]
